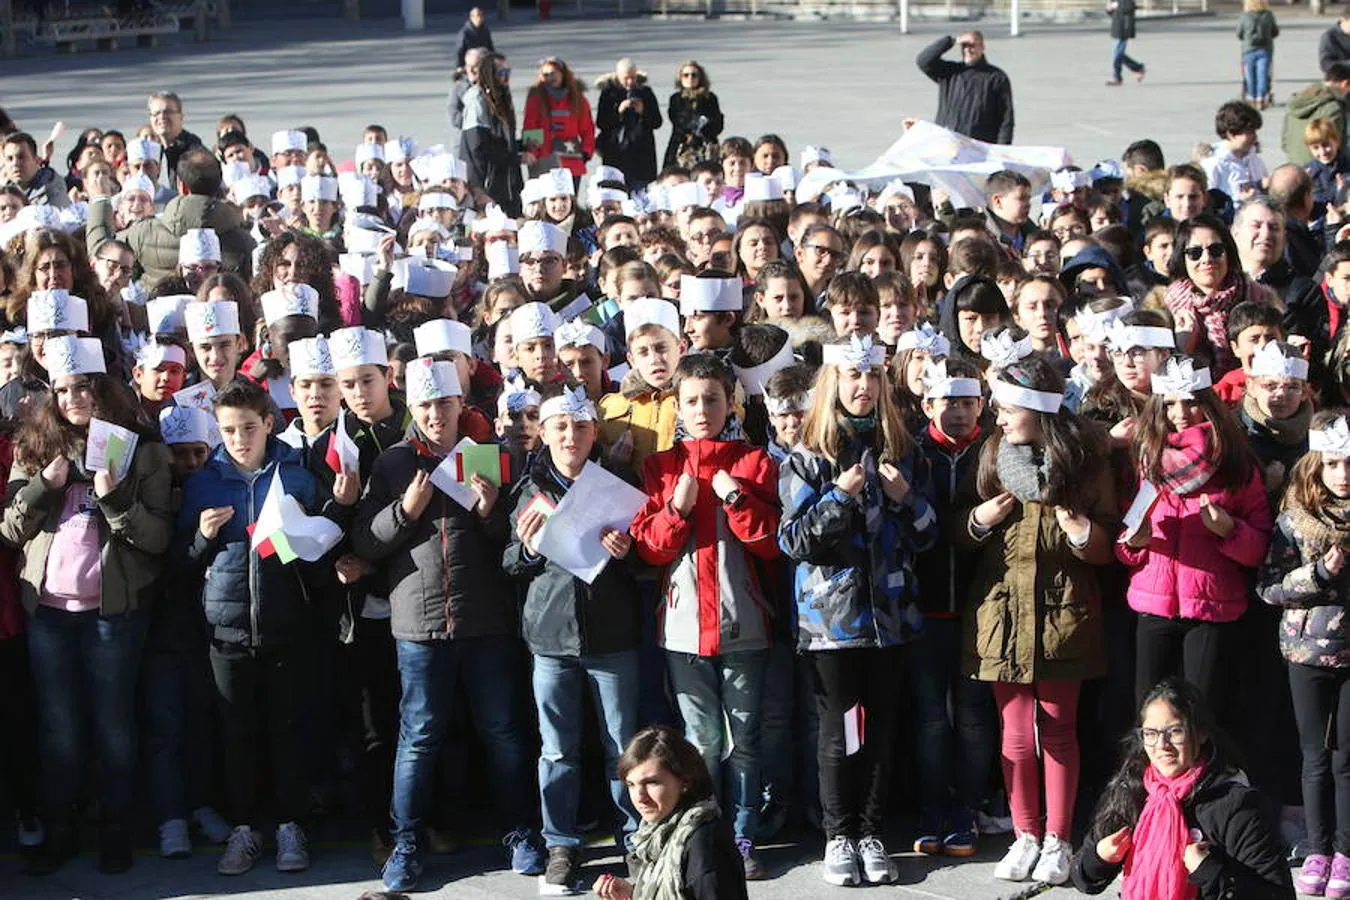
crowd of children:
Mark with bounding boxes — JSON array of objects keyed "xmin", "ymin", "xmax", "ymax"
[{"xmin": 6, "ymin": 68, "xmax": 1350, "ymax": 900}]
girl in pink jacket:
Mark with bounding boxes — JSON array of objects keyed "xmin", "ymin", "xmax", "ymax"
[{"xmin": 1117, "ymin": 356, "xmax": 1272, "ymax": 712}]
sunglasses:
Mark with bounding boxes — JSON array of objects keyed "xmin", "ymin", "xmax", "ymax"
[
  {"xmin": 1183, "ymin": 243, "xmax": 1226, "ymax": 262},
  {"xmin": 496, "ymin": 68, "xmax": 512, "ymax": 79}
]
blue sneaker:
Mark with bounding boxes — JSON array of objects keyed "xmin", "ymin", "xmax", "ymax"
[
  {"xmin": 382, "ymin": 840, "xmax": 422, "ymax": 891},
  {"xmin": 504, "ymin": 828, "xmax": 546, "ymax": 875}
]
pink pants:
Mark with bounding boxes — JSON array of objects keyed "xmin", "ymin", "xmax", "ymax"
[{"xmin": 992, "ymin": 680, "xmax": 1080, "ymax": 839}]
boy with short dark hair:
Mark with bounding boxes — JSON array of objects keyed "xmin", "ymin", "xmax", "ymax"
[
  {"xmin": 1203, "ymin": 100, "xmax": 1269, "ymax": 201},
  {"xmin": 1215, "ymin": 300, "xmax": 1286, "ymax": 405},
  {"xmin": 983, "ymin": 170, "xmax": 1034, "ymax": 251}
]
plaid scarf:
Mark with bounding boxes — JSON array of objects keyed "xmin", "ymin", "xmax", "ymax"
[
  {"xmin": 1163, "ymin": 277, "xmax": 1246, "ymax": 374},
  {"xmin": 1158, "ymin": 423, "xmax": 1217, "ymax": 496},
  {"xmin": 673, "ymin": 411, "xmax": 745, "ymax": 444},
  {"xmin": 996, "ymin": 439, "xmax": 1051, "ymax": 505}
]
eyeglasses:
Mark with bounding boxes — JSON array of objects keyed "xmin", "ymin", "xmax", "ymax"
[
  {"xmin": 520, "ymin": 255, "xmax": 562, "ymax": 269},
  {"xmin": 148, "ymin": 107, "xmax": 180, "ymax": 118},
  {"xmin": 680, "ymin": 70, "xmax": 699, "ymax": 79},
  {"xmin": 96, "ymin": 257, "xmax": 133, "ymax": 274},
  {"xmin": 804, "ymin": 243, "xmax": 843, "ymax": 259},
  {"xmin": 181, "ymin": 262, "xmax": 220, "ymax": 275},
  {"xmin": 36, "ymin": 259, "xmax": 72, "ymax": 274},
  {"xmin": 1184, "ymin": 243, "xmax": 1226, "ymax": 262},
  {"xmin": 1140, "ymin": 725, "xmax": 1188, "ymax": 748},
  {"xmin": 1109, "ymin": 346, "xmax": 1151, "ymax": 361},
  {"xmin": 496, "ymin": 67, "xmax": 512, "ymax": 79},
  {"xmin": 688, "ymin": 230, "xmax": 722, "ymax": 244}
]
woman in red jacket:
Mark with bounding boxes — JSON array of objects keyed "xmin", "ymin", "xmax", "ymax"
[{"xmin": 522, "ymin": 58, "xmax": 595, "ymax": 180}]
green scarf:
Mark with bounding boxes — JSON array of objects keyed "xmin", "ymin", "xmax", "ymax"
[{"xmin": 632, "ymin": 799, "xmax": 721, "ymax": 900}]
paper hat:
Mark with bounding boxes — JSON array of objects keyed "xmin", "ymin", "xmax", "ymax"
[
  {"xmin": 765, "ymin": 390, "xmax": 812, "ymax": 416},
  {"xmin": 260, "ymin": 283, "xmax": 320, "ymax": 325},
  {"xmin": 1074, "ymin": 301, "xmax": 1134, "ymax": 342},
  {"xmin": 542, "ymin": 168, "xmax": 575, "ymax": 198},
  {"xmin": 329, "ymin": 326, "xmax": 389, "ymax": 371},
  {"xmin": 338, "ymin": 173, "xmax": 378, "ymax": 209},
  {"xmin": 422, "ymin": 153, "xmax": 465, "ymax": 185},
  {"xmin": 801, "ymin": 145, "xmax": 832, "ymax": 168},
  {"xmin": 338, "ymin": 253, "xmax": 375, "ymax": 286},
  {"xmin": 822, "ymin": 335, "xmax": 886, "ymax": 372},
  {"xmin": 125, "ymin": 138, "xmax": 162, "ymax": 164},
  {"xmin": 878, "ymin": 179, "xmax": 916, "ymax": 205},
  {"xmin": 418, "ymin": 191, "xmax": 458, "ymax": 212},
  {"xmin": 667, "ymin": 181, "xmax": 709, "ymax": 210},
  {"xmin": 44, "ymin": 335, "xmax": 105, "ymax": 378},
  {"xmin": 593, "ymin": 165, "xmax": 626, "ymax": 185},
  {"xmin": 1311, "ymin": 417, "xmax": 1350, "ymax": 458},
  {"xmin": 179, "ymin": 228, "xmax": 221, "ymax": 264},
  {"xmin": 275, "ymin": 165, "xmax": 307, "ymax": 189},
  {"xmin": 509, "ymin": 302, "xmax": 560, "ymax": 343},
  {"xmin": 590, "ymin": 187, "xmax": 628, "ymax": 205},
  {"xmin": 1091, "ymin": 159, "xmax": 1125, "ymax": 182},
  {"xmin": 136, "ymin": 341, "xmax": 186, "ymax": 370},
  {"xmin": 229, "ymin": 174, "xmax": 272, "ymax": 205},
  {"xmin": 0, "ymin": 326, "xmax": 27, "ymax": 345},
  {"xmin": 414, "ymin": 319, "xmax": 473, "ymax": 357},
  {"xmin": 301, "ymin": 175, "xmax": 338, "ymax": 203},
  {"xmin": 408, "ymin": 219, "xmax": 451, "ymax": 242},
  {"xmin": 771, "ymin": 165, "xmax": 799, "ymax": 191},
  {"xmin": 644, "ymin": 185, "xmax": 673, "ymax": 213},
  {"xmin": 185, "ymin": 300, "xmax": 241, "ymax": 342},
  {"xmin": 487, "ymin": 241, "xmax": 520, "ymax": 278},
  {"xmin": 679, "ymin": 276, "xmax": 742, "ymax": 316},
  {"xmin": 498, "ymin": 375, "xmax": 543, "ymax": 415},
  {"xmin": 405, "ymin": 358, "xmax": 462, "ymax": 404},
  {"xmin": 825, "ymin": 186, "xmax": 864, "ymax": 215},
  {"xmin": 539, "ymin": 384, "xmax": 595, "ymax": 423},
  {"xmin": 384, "ymin": 137, "xmax": 415, "ymax": 163},
  {"xmin": 1249, "ymin": 341, "xmax": 1310, "ymax": 380},
  {"xmin": 981, "ymin": 330, "xmax": 1035, "ymax": 370},
  {"xmin": 27, "ymin": 290, "xmax": 89, "ymax": 334},
  {"xmin": 624, "ymin": 297, "xmax": 681, "ymax": 339},
  {"xmin": 733, "ymin": 339, "xmax": 794, "ymax": 397},
  {"xmin": 1151, "ymin": 357, "xmax": 1212, "ymax": 399},
  {"xmin": 118, "ymin": 172, "xmax": 156, "ymax": 199},
  {"xmin": 159, "ymin": 405, "xmax": 212, "ymax": 446},
  {"xmin": 520, "ymin": 177, "xmax": 544, "ymax": 207},
  {"xmin": 220, "ymin": 161, "xmax": 252, "ymax": 189},
  {"xmin": 990, "ymin": 377, "xmax": 1064, "ymax": 414},
  {"xmin": 554, "ymin": 319, "xmax": 606, "ymax": 354},
  {"xmin": 742, "ymin": 175, "xmax": 784, "ymax": 204},
  {"xmin": 147, "ymin": 295, "xmax": 191, "ymax": 334},
  {"xmin": 354, "ymin": 142, "xmax": 385, "ymax": 165},
  {"xmin": 289, "ymin": 335, "xmax": 336, "ymax": 378},
  {"xmin": 1104, "ymin": 320, "xmax": 1174, "ymax": 352},
  {"xmin": 401, "ymin": 259, "xmax": 457, "ymax": 298},
  {"xmin": 922, "ymin": 360, "xmax": 983, "ymax": 400},
  {"xmin": 344, "ymin": 224, "xmax": 391, "ymax": 256},
  {"xmin": 518, "ymin": 220, "xmax": 569, "ymax": 256},
  {"xmin": 1050, "ymin": 169, "xmax": 1093, "ymax": 193},
  {"xmin": 271, "ymin": 130, "xmax": 308, "ymax": 155},
  {"xmin": 896, "ymin": 322, "xmax": 951, "ymax": 357},
  {"xmin": 473, "ymin": 204, "xmax": 518, "ymax": 234}
]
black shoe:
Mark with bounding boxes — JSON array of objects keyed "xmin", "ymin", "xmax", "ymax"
[
  {"xmin": 26, "ymin": 825, "xmax": 78, "ymax": 876},
  {"xmin": 98, "ymin": 824, "xmax": 134, "ymax": 874},
  {"xmin": 758, "ymin": 799, "xmax": 789, "ymax": 842},
  {"xmin": 544, "ymin": 845, "xmax": 580, "ymax": 886}
]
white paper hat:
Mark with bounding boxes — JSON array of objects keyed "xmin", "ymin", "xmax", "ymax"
[
  {"xmin": 509, "ymin": 302, "xmax": 560, "ymax": 343},
  {"xmin": 275, "ymin": 165, "xmax": 307, "ymax": 190},
  {"xmin": 408, "ymin": 219, "xmax": 451, "ymax": 242},
  {"xmin": 400, "ymin": 259, "xmax": 456, "ymax": 298},
  {"xmin": 539, "ymin": 384, "xmax": 596, "ymax": 423},
  {"xmin": 896, "ymin": 322, "xmax": 950, "ymax": 357},
  {"xmin": 878, "ymin": 179, "xmax": 916, "ymax": 205},
  {"xmin": 44, "ymin": 335, "xmax": 105, "ymax": 378},
  {"xmin": 405, "ymin": 357, "xmax": 462, "ymax": 404},
  {"xmin": 590, "ymin": 187, "xmax": 628, "ymax": 206},
  {"xmin": 384, "ymin": 138, "xmax": 414, "ymax": 163},
  {"xmin": 229, "ymin": 174, "xmax": 272, "ymax": 205},
  {"xmin": 667, "ymin": 181, "xmax": 709, "ymax": 210},
  {"xmin": 125, "ymin": 138, "xmax": 162, "ymax": 164},
  {"xmin": 679, "ymin": 276, "xmax": 742, "ymax": 315},
  {"xmin": 414, "ymin": 319, "xmax": 473, "ymax": 357},
  {"xmin": 338, "ymin": 253, "xmax": 375, "ymax": 286},
  {"xmin": 733, "ymin": 339, "xmax": 795, "ymax": 397},
  {"xmin": 520, "ymin": 177, "xmax": 544, "ymax": 207},
  {"xmin": 1104, "ymin": 320, "xmax": 1175, "ymax": 352},
  {"xmin": 147, "ymin": 295, "xmax": 191, "ymax": 334},
  {"xmin": 801, "ymin": 145, "xmax": 832, "ymax": 167},
  {"xmin": 1051, "ymin": 169, "xmax": 1094, "ymax": 193},
  {"xmin": 518, "ymin": 220, "xmax": 569, "ymax": 256},
  {"xmin": 420, "ymin": 153, "xmax": 465, "ymax": 185},
  {"xmin": 160, "ymin": 405, "xmax": 212, "ymax": 446},
  {"xmin": 1249, "ymin": 341, "xmax": 1310, "ymax": 381},
  {"xmin": 260, "ymin": 283, "xmax": 320, "ymax": 325},
  {"xmin": 1151, "ymin": 357, "xmax": 1212, "ymax": 399},
  {"xmin": 742, "ymin": 175, "xmax": 784, "ymax": 203},
  {"xmin": 554, "ymin": 319, "xmax": 606, "ymax": 354},
  {"xmin": 542, "ymin": 168, "xmax": 575, "ymax": 198},
  {"xmin": 289, "ymin": 334, "xmax": 336, "ymax": 378},
  {"xmin": 980, "ymin": 330, "xmax": 1035, "ymax": 371},
  {"xmin": 473, "ymin": 205, "xmax": 519, "ymax": 234},
  {"xmin": 338, "ymin": 173, "xmax": 378, "ymax": 209},
  {"xmin": 487, "ymin": 241, "xmax": 520, "ymax": 278},
  {"xmin": 624, "ymin": 297, "xmax": 682, "ymax": 339},
  {"xmin": 922, "ymin": 359, "xmax": 983, "ymax": 400},
  {"xmin": 1311, "ymin": 417, "xmax": 1350, "ymax": 458},
  {"xmin": 330, "ymin": 326, "xmax": 389, "ymax": 371},
  {"xmin": 822, "ymin": 335, "xmax": 886, "ymax": 372},
  {"xmin": 1092, "ymin": 159, "xmax": 1126, "ymax": 182},
  {"xmin": 179, "ymin": 227, "xmax": 221, "ymax": 264},
  {"xmin": 771, "ymin": 165, "xmax": 799, "ymax": 191},
  {"xmin": 271, "ymin": 130, "xmax": 308, "ymax": 155},
  {"xmin": 301, "ymin": 175, "xmax": 338, "ymax": 203},
  {"xmin": 27, "ymin": 290, "xmax": 89, "ymax": 334},
  {"xmin": 344, "ymin": 224, "xmax": 392, "ymax": 256},
  {"xmin": 990, "ymin": 377, "xmax": 1064, "ymax": 414},
  {"xmin": 0, "ymin": 326, "xmax": 27, "ymax": 345},
  {"xmin": 185, "ymin": 300, "xmax": 241, "ymax": 342},
  {"xmin": 825, "ymin": 186, "xmax": 864, "ymax": 215},
  {"xmin": 418, "ymin": 191, "xmax": 458, "ymax": 212},
  {"xmin": 594, "ymin": 164, "xmax": 625, "ymax": 185},
  {"xmin": 220, "ymin": 161, "xmax": 252, "ymax": 189},
  {"xmin": 1075, "ymin": 301, "xmax": 1135, "ymax": 342},
  {"xmin": 498, "ymin": 375, "xmax": 542, "ymax": 415},
  {"xmin": 118, "ymin": 172, "xmax": 156, "ymax": 199},
  {"xmin": 354, "ymin": 142, "xmax": 385, "ymax": 165},
  {"xmin": 136, "ymin": 341, "xmax": 186, "ymax": 370}
]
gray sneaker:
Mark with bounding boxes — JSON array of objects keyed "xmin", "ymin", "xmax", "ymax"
[
  {"xmin": 158, "ymin": 818, "xmax": 192, "ymax": 859},
  {"xmin": 823, "ymin": 835, "xmax": 860, "ymax": 886},
  {"xmin": 857, "ymin": 835, "xmax": 898, "ymax": 884},
  {"xmin": 217, "ymin": 826, "xmax": 262, "ymax": 875},
  {"xmin": 275, "ymin": 821, "xmax": 310, "ymax": 872}
]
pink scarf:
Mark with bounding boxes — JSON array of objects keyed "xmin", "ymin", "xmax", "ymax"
[
  {"xmin": 1163, "ymin": 277, "xmax": 1247, "ymax": 376},
  {"xmin": 1157, "ymin": 423, "xmax": 1217, "ymax": 497},
  {"xmin": 1122, "ymin": 760, "xmax": 1208, "ymax": 900}
]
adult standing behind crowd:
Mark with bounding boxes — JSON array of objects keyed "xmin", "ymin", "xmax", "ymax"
[
  {"xmin": 146, "ymin": 91, "xmax": 202, "ymax": 186},
  {"xmin": 1320, "ymin": 14, "xmax": 1350, "ymax": 74},
  {"xmin": 455, "ymin": 7, "xmax": 494, "ymax": 71},
  {"xmin": 1282, "ymin": 63, "xmax": 1350, "ymax": 167},
  {"xmin": 448, "ymin": 47, "xmax": 489, "ymax": 156},
  {"xmin": 1106, "ymin": 0, "xmax": 1145, "ymax": 87},
  {"xmin": 596, "ymin": 58, "xmax": 663, "ymax": 190},
  {"xmin": 916, "ymin": 31, "xmax": 1014, "ymax": 145},
  {"xmin": 462, "ymin": 52, "xmax": 522, "ymax": 215},
  {"xmin": 521, "ymin": 57, "xmax": 594, "ymax": 179},
  {"xmin": 664, "ymin": 60, "xmax": 723, "ymax": 170},
  {"xmin": 1237, "ymin": 0, "xmax": 1279, "ymax": 110}
]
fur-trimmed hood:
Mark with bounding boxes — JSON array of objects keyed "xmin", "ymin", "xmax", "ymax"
[
  {"xmin": 1126, "ymin": 168, "xmax": 1168, "ymax": 202},
  {"xmin": 766, "ymin": 314, "xmax": 836, "ymax": 350},
  {"xmin": 619, "ymin": 367, "xmax": 666, "ymax": 400},
  {"xmin": 594, "ymin": 71, "xmax": 650, "ymax": 92}
]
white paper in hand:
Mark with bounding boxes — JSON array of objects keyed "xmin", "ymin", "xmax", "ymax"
[
  {"xmin": 429, "ymin": 440, "xmax": 479, "ymax": 510},
  {"xmin": 85, "ymin": 418, "xmax": 139, "ymax": 480},
  {"xmin": 533, "ymin": 461, "xmax": 647, "ymax": 584},
  {"xmin": 844, "ymin": 703, "xmax": 865, "ymax": 756},
  {"xmin": 172, "ymin": 381, "xmax": 221, "ymax": 446},
  {"xmin": 1119, "ymin": 481, "xmax": 1160, "ymax": 545}
]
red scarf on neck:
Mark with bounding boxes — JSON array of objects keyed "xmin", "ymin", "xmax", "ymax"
[
  {"xmin": 926, "ymin": 421, "xmax": 982, "ymax": 454},
  {"xmin": 1122, "ymin": 760, "xmax": 1208, "ymax": 900}
]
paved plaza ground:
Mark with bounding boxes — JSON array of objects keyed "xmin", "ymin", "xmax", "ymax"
[{"xmin": 0, "ymin": 9, "xmax": 1322, "ymax": 898}]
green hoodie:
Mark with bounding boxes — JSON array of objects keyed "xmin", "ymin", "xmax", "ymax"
[{"xmin": 1283, "ymin": 84, "xmax": 1346, "ymax": 166}]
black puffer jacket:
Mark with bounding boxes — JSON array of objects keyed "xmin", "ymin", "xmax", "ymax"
[
  {"xmin": 502, "ymin": 449, "xmax": 640, "ymax": 658},
  {"xmin": 595, "ymin": 73, "xmax": 663, "ymax": 188},
  {"xmin": 916, "ymin": 36, "xmax": 1015, "ymax": 145},
  {"xmin": 664, "ymin": 90, "xmax": 724, "ymax": 169},
  {"xmin": 1110, "ymin": 0, "xmax": 1136, "ymax": 40}
]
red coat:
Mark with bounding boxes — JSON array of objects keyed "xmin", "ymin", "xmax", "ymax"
[
  {"xmin": 522, "ymin": 88, "xmax": 596, "ymax": 177},
  {"xmin": 631, "ymin": 438, "xmax": 780, "ymax": 657}
]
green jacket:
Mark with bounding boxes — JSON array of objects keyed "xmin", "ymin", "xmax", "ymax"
[
  {"xmin": 1282, "ymin": 83, "xmax": 1346, "ymax": 166},
  {"xmin": 87, "ymin": 193, "xmax": 256, "ymax": 289}
]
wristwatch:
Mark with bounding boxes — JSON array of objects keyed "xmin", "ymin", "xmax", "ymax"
[{"xmin": 721, "ymin": 488, "xmax": 743, "ymax": 507}]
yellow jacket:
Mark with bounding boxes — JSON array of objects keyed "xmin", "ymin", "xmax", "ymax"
[{"xmin": 598, "ymin": 373, "xmax": 678, "ymax": 474}]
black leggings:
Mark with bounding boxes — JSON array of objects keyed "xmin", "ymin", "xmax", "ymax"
[
  {"xmin": 807, "ymin": 645, "xmax": 904, "ymax": 841},
  {"xmin": 1134, "ymin": 614, "xmax": 1238, "ymax": 716},
  {"xmin": 1289, "ymin": 661, "xmax": 1350, "ymax": 857}
]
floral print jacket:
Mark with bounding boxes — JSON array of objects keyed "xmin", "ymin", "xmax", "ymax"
[{"xmin": 1258, "ymin": 510, "xmax": 1350, "ymax": 669}]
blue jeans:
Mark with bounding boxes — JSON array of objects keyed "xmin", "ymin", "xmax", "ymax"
[
  {"xmin": 759, "ymin": 642, "xmax": 819, "ymax": 815},
  {"xmin": 533, "ymin": 651, "xmax": 640, "ymax": 848},
  {"xmin": 1243, "ymin": 48, "xmax": 1272, "ymax": 100},
  {"xmin": 666, "ymin": 648, "xmax": 767, "ymax": 841},
  {"xmin": 1112, "ymin": 38, "xmax": 1144, "ymax": 81},
  {"xmin": 27, "ymin": 605, "xmax": 146, "ymax": 821},
  {"xmin": 143, "ymin": 647, "xmax": 217, "ymax": 824},
  {"xmin": 904, "ymin": 617, "xmax": 998, "ymax": 823},
  {"xmin": 391, "ymin": 635, "xmax": 535, "ymax": 844}
]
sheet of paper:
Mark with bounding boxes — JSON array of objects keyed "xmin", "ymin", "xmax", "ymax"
[
  {"xmin": 1119, "ymin": 480, "xmax": 1160, "ymax": 545},
  {"xmin": 844, "ymin": 703, "xmax": 865, "ymax": 756},
  {"xmin": 85, "ymin": 418, "xmax": 138, "ymax": 480},
  {"xmin": 430, "ymin": 453, "xmax": 479, "ymax": 510},
  {"xmin": 533, "ymin": 461, "xmax": 647, "ymax": 584},
  {"xmin": 522, "ymin": 493, "xmax": 556, "ymax": 554},
  {"xmin": 268, "ymin": 376, "xmax": 297, "ymax": 411},
  {"xmin": 554, "ymin": 293, "xmax": 592, "ymax": 322},
  {"xmin": 250, "ymin": 471, "xmax": 343, "ymax": 563}
]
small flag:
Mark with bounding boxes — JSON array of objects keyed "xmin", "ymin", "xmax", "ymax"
[
  {"xmin": 247, "ymin": 521, "xmax": 298, "ymax": 564},
  {"xmin": 325, "ymin": 413, "xmax": 360, "ymax": 475}
]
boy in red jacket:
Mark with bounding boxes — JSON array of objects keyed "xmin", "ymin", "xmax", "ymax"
[{"xmin": 630, "ymin": 353, "xmax": 780, "ymax": 880}]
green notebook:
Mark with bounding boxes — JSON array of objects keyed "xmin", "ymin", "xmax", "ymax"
[{"xmin": 456, "ymin": 440, "xmax": 505, "ymax": 486}]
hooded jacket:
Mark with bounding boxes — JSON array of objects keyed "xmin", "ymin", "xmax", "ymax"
[
  {"xmin": 1321, "ymin": 24, "xmax": 1350, "ymax": 74},
  {"xmin": 597, "ymin": 369, "xmax": 679, "ymax": 474},
  {"xmin": 916, "ymin": 36, "xmax": 1015, "ymax": 145},
  {"xmin": 87, "ymin": 192, "xmax": 256, "ymax": 288},
  {"xmin": 595, "ymin": 72, "xmax": 664, "ymax": 188},
  {"xmin": 1282, "ymin": 83, "xmax": 1347, "ymax": 166}
]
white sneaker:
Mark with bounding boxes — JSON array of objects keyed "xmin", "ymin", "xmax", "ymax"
[
  {"xmin": 193, "ymin": 806, "xmax": 232, "ymax": 844},
  {"xmin": 275, "ymin": 821, "xmax": 310, "ymax": 872},
  {"xmin": 822, "ymin": 835, "xmax": 861, "ymax": 886},
  {"xmin": 16, "ymin": 813, "xmax": 44, "ymax": 848},
  {"xmin": 993, "ymin": 831, "xmax": 1041, "ymax": 881},
  {"xmin": 217, "ymin": 825, "xmax": 262, "ymax": 875},
  {"xmin": 1031, "ymin": 833, "xmax": 1071, "ymax": 885},
  {"xmin": 159, "ymin": 818, "xmax": 192, "ymax": 859},
  {"xmin": 857, "ymin": 835, "xmax": 899, "ymax": 884}
]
